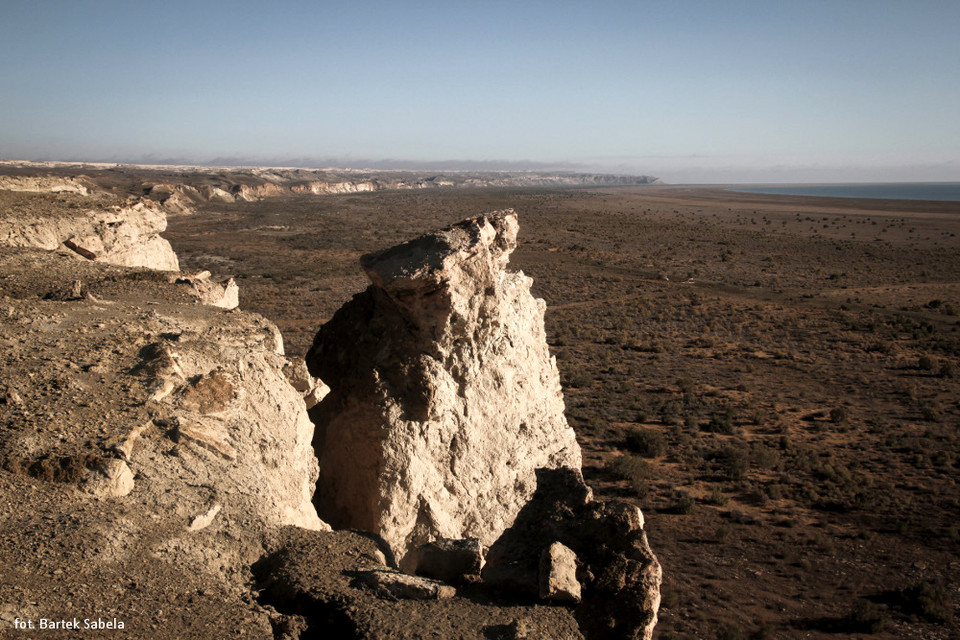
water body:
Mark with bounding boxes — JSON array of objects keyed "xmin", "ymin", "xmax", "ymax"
[{"xmin": 731, "ymin": 182, "xmax": 960, "ymax": 203}]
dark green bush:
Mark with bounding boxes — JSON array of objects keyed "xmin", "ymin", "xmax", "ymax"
[
  {"xmin": 842, "ymin": 599, "xmax": 885, "ymax": 633},
  {"xmin": 703, "ymin": 413, "xmax": 734, "ymax": 435},
  {"xmin": 900, "ymin": 580, "xmax": 952, "ymax": 623},
  {"xmin": 624, "ymin": 427, "xmax": 667, "ymax": 458},
  {"xmin": 829, "ymin": 406, "xmax": 849, "ymax": 423},
  {"xmin": 716, "ymin": 446, "xmax": 750, "ymax": 481},
  {"xmin": 607, "ymin": 455, "xmax": 650, "ymax": 497}
]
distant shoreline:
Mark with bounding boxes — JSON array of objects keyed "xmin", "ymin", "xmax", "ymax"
[{"xmin": 728, "ymin": 182, "xmax": 960, "ymax": 203}]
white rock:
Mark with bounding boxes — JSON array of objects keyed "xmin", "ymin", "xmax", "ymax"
[
  {"xmin": 0, "ymin": 175, "xmax": 90, "ymax": 195},
  {"xmin": 86, "ymin": 459, "xmax": 135, "ymax": 498},
  {"xmin": 187, "ymin": 504, "xmax": 222, "ymax": 532},
  {"xmin": 539, "ymin": 542, "xmax": 581, "ymax": 604},
  {"xmin": 307, "ymin": 210, "xmax": 581, "ymax": 568},
  {"xmin": 0, "ymin": 198, "xmax": 179, "ymax": 271}
]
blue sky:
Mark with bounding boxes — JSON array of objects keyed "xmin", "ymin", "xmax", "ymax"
[{"xmin": 1, "ymin": 0, "xmax": 958, "ymax": 183}]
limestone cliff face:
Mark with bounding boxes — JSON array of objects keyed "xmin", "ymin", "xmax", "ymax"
[
  {"xmin": 0, "ymin": 193, "xmax": 180, "ymax": 271},
  {"xmin": 0, "ymin": 175, "xmax": 92, "ymax": 195},
  {"xmin": 290, "ymin": 180, "xmax": 381, "ymax": 195},
  {"xmin": 306, "ymin": 210, "xmax": 582, "ymax": 567}
]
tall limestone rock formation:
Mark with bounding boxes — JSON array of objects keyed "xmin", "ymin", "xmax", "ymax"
[{"xmin": 306, "ymin": 210, "xmax": 582, "ymax": 568}]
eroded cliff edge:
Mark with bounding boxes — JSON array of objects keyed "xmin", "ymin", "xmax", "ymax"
[{"xmin": 0, "ymin": 188, "xmax": 660, "ymax": 639}]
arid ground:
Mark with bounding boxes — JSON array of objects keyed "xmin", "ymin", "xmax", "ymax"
[{"xmin": 161, "ymin": 185, "xmax": 960, "ymax": 640}]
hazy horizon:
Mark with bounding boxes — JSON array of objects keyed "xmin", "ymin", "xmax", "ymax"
[{"xmin": 2, "ymin": 1, "xmax": 957, "ymax": 184}]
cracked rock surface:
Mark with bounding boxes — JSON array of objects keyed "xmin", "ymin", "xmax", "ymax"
[{"xmin": 307, "ymin": 210, "xmax": 582, "ymax": 569}]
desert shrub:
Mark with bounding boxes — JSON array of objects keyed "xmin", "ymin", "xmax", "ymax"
[
  {"xmin": 716, "ymin": 624, "xmax": 745, "ymax": 640},
  {"xmin": 607, "ymin": 455, "xmax": 650, "ymax": 497},
  {"xmin": 670, "ymin": 491, "xmax": 696, "ymax": 515},
  {"xmin": 918, "ymin": 354, "xmax": 939, "ymax": 371},
  {"xmin": 749, "ymin": 443, "xmax": 782, "ymax": 470},
  {"xmin": 566, "ymin": 370, "xmax": 593, "ymax": 388},
  {"xmin": 702, "ymin": 413, "xmax": 734, "ymax": 435},
  {"xmin": 624, "ymin": 427, "xmax": 666, "ymax": 458},
  {"xmin": 714, "ymin": 445, "xmax": 750, "ymax": 481},
  {"xmin": 937, "ymin": 360, "xmax": 957, "ymax": 378},
  {"xmin": 829, "ymin": 406, "xmax": 849, "ymax": 423},
  {"xmin": 900, "ymin": 580, "xmax": 953, "ymax": 623},
  {"xmin": 706, "ymin": 486, "xmax": 728, "ymax": 506},
  {"xmin": 919, "ymin": 402, "xmax": 942, "ymax": 422},
  {"xmin": 842, "ymin": 599, "xmax": 885, "ymax": 633}
]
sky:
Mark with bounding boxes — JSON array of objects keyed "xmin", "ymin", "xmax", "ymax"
[{"xmin": 1, "ymin": 0, "xmax": 958, "ymax": 183}]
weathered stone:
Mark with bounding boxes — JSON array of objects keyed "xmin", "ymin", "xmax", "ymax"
[
  {"xmin": 146, "ymin": 378, "xmax": 175, "ymax": 403},
  {"xmin": 356, "ymin": 569, "xmax": 456, "ymax": 600},
  {"xmin": 3, "ymin": 388, "xmax": 23, "ymax": 406},
  {"xmin": 105, "ymin": 421, "xmax": 150, "ymax": 461},
  {"xmin": 174, "ymin": 422, "xmax": 237, "ymax": 461},
  {"xmin": 414, "ymin": 538, "xmax": 485, "ymax": 584},
  {"xmin": 540, "ymin": 542, "xmax": 581, "ymax": 604},
  {"xmin": 86, "ymin": 458, "xmax": 135, "ymax": 498},
  {"xmin": 187, "ymin": 504, "xmax": 222, "ymax": 532},
  {"xmin": 483, "ymin": 468, "xmax": 661, "ymax": 640},
  {"xmin": 192, "ymin": 277, "xmax": 239, "ymax": 309},
  {"xmin": 307, "ymin": 210, "xmax": 581, "ymax": 568},
  {"xmin": 0, "ymin": 175, "xmax": 91, "ymax": 195},
  {"xmin": 282, "ymin": 358, "xmax": 314, "ymax": 393},
  {"xmin": 302, "ymin": 380, "xmax": 329, "ymax": 410},
  {"xmin": 131, "ymin": 342, "xmax": 185, "ymax": 380},
  {"xmin": 180, "ymin": 371, "xmax": 236, "ymax": 415},
  {"xmin": 0, "ymin": 196, "xmax": 179, "ymax": 271}
]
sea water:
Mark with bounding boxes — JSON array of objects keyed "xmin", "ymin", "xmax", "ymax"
[{"xmin": 731, "ymin": 182, "xmax": 960, "ymax": 203}]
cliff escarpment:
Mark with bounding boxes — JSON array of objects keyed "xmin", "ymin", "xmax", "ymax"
[
  {"xmin": 0, "ymin": 190, "xmax": 179, "ymax": 271},
  {"xmin": 0, "ymin": 183, "xmax": 660, "ymax": 639},
  {"xmin": 0, "ymin": 160, "xmax": 662, "ymax": 217}
]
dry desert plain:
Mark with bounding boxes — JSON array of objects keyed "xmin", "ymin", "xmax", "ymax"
[{"xmin": 163, "ymin": 184, "xmax": 960, "ymax": 639}]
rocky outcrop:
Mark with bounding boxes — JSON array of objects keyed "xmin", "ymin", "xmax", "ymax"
[
  {"xmin": 173, "ymin": 270, "xmax": 240, "ymax": 309},
  {"xmin": 0, "ymin": 232, "xmax": 331, "ymax": 636},
  {"xmin": 306, "ymin": 210, "xmax": 582, "ymax": 569},
  {"xmin": 0, "ymin": 191, "xmax": 180, "ymax": 271},
  {"xmin": 290, "ymin": 180, "xmax": 381, "ymax": 195},
  {"xmin": 0, "ymin": 248, "xmax": 325, "ymax": 534},
  {"xmin": 231, "ymin": 182, "xmax": 287, "ymax": 201},
  {"xmin": 306, "ymin": 211, "xmax": 661, "ymax": 639},
  {"xmin": 0, "ymin": 175, "xmax": 92, "ymax": 195},
  {"xmin": 483, "ymin": 468, "xmax": 661, "ymax": 640}
]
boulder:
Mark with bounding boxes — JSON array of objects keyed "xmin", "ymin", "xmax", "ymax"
[
  {"xmin": 539, "ymin": 542, "xmax": 581, "ymax": 604},
  {"xmin": 414, "ymin": 538, "xmax": 485, "ymax": 584},
  {"xmin": 483, "ymin": 468, "xmax": 661, "ymax": 640},
  {"xmin": 85, "ymin": 458, "xmax": 135, "ymax": 498},
  {"xmin": 174, "ymin": 271, "xmax": 240, "ymax": 309},
  {"xmin": 356, "ymin": 569, "xmax": 456, "ymax": 600},
  {"xmin": 306, "ymin": 210, "xmax": 581, "ymax": 568}
]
